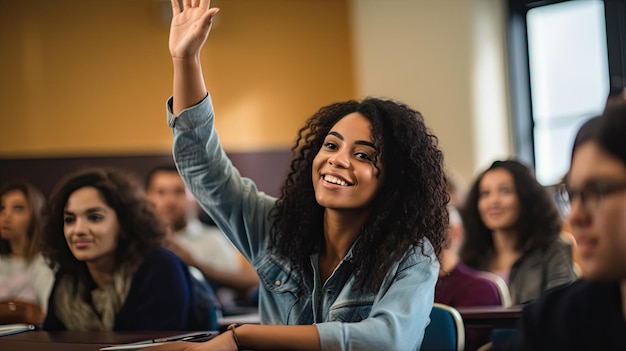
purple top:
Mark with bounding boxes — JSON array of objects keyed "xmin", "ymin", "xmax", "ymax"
[{"xmin": 435, "ymin": 263, "xmax": 502, "ymax": 350}]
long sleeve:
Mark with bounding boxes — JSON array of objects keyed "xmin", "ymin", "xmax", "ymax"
[{"xmin": 167, "ymin": 95, "xmax": 276, "ymax": 266}]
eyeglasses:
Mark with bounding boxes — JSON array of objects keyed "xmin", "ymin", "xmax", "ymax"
[{"xmin": 555, "ymin": 179, "xmax": 626, "ymax": 216}]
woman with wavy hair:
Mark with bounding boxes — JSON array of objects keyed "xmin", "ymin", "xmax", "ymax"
[
  {"xmin": 460, "ymin": 159, "xmax": 577, "ymax": 304},
  {"xmin": 41, "ymin": 167, "xmax": 215, "ymax": 331},
  {"xmin": 152, "ymin": 2, "xmax": 448, "ymax": 350},
  {"xmin": 0, "ymin": 182, "xmax": 54, "ymax": 311}
]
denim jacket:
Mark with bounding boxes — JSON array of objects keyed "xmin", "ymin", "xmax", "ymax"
[{"xmin": 167, "ymin": 94, "xmax": 439, "ymax": 351}]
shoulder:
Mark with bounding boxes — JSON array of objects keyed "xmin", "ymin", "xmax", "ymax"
[
  {"xmin": 400, "ymin": 238, "xmax": 438, "ymax": 268},
  {"xmin": 523, "ymin": 279, "xmax": 596, "ymax": 319},
  {"xmin": 136, "ymin": 247, "xmax": 187, "ymax": 274},
  {"xmin": 546, "ymin": 237, "xmax": 572, "ymax": 253}
]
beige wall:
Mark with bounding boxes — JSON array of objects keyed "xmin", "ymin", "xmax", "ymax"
[
  {"xmin": 1, "ymin": 0, "xmax": 513, "ymax": 185},
  {"xmin": 0, "ymin": 0, "xmax": 355, "ymax": 156},
  {"xmin": 350, "ymin": 0, "xmax": 512, "ymax": 185}
]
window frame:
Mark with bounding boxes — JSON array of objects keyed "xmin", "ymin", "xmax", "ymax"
[{"xmin": 506, "ymin": 0, "xmax": 626, "ymax": 176}]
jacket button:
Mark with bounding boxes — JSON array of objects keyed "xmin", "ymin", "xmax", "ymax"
[{"xmin": 274, "ymin": 280, "xmax": 281, "ymax": 286}]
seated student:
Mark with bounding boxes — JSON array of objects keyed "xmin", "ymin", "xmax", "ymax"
[
  {"xmin": 41, "ymin": 167, "xmax": 215, "ymax": 331},
  {"xmin": 0, "ymin": 182, "xmax": 54, "ymax": 312},
  {"xmin": 460, "ymin": 159, "xmax": 577, "ymax": 305},
  {"xmin": 492, "ymin": 101, "xmax": 626, "ymax": 351},
  {"xmin": 145, "ymin": 165, "xmax": 259, "ymax": 307},
  {"xmin": 436, "ymin": 205, "xmax": 502, "ymax": 351}
]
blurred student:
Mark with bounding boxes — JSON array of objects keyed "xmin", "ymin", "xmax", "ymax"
[
  {"xmin": 0, "ymin": 182, "xmax": 54, "ymax": 311},
  {"xmin": 145, "ymin": 165, "xmax": 259, "ymax": 304},
  {"xmin": 461, "ymin": 159, "xmax": 577, "ymax": 305},
  {"xmin": 41, "ymin": 167, "xmax": 215, "ymax": 331},
  {"xmin": 436, "ymin": 205, "xmax": 502, "ymax": 350},
  {"xmin": 492, "ymin": 99, "xmax": 626, "ymax": 351}
]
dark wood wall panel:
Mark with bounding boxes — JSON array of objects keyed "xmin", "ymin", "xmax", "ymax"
[{"xmin": 0, "ymin": 150, "xmax": 291, "ymax": 199}]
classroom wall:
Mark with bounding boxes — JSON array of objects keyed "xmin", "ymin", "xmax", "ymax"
[
  {"xmin": 350, "ymin": 0, "xmax": 512, "ymax": 185},
  {"xmin": 0, "ymin": 0, "xmax": 513, "ymax": 190},
  {"xmin": 0, "ymin": 0, "xmax": 355, "ymax": 156}
]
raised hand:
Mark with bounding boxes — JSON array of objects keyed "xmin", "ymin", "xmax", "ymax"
[{"xmin": 169, "ymin": 0, "xmax": 220, "ymax": 60}]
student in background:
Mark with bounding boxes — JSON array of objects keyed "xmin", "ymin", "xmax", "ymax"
[
  {"xmin": 0, "ymin": 182, "xmax": 54, "ymax": 311},
  {"xmin": 436, "ymin": 205, "xmax": 502, "ymax": 351},
  {"xmin": 145, "ymin": 165, "xmax": 259, "ymax": 307},
  {"xmin": 492, "ymin": 99, "xmax": 626, "ymax": 351},
  {"xmin": 41, "ymin": 167, "xmax": 215, "ymax": 331},
  {"xmin": 151, "ymin": 1, "xmax": 447, "ymax": 350},
  {"xmin": 461, "ymin": 159, "xmax": 577, "ymax": 305}
]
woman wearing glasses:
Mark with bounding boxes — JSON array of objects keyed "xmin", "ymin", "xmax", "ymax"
[
  {"xmin": 460, "ymin": 159, "xmax": 577, "ymax": 305},
  {"xmin": 493, "ymin": 100, "xmax": 626, "ymax": 351}
]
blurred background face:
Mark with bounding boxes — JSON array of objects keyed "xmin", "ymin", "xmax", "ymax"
[
  {"xmin": 63, "ymin": 186, "xmax": 120, "ymax": 265},
  {"xmin": 146, "ymin": 171, "xmax": 188, "ymax": 231},
  {"xmin": 0, "ymin": 190, "xmax": 32, "ymax": 242},
  {"xmin": 568, "ymin": 141, "xmax": 626, "ymax": 281},
  {"xmin": 478, "ymin": 168, "xmax": 520, "ymax": 232}
]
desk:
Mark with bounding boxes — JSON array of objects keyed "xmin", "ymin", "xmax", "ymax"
[
  {"xmin": 0, "ymin": 330, "xmax": 199, "ymax": 351},
  {"xmin": 456, "ymin": 305, "xmax": 523, "ymax": 329}
]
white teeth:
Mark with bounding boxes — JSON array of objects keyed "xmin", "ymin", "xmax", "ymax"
[{"xmin": 324, "ymin": 175, "xmax": 350, "ymax": 186}]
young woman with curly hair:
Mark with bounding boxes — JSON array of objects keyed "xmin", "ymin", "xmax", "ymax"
[
  {"xmin": 41, "ymin": 167, "xmax": 216, "ymax": 331},
  {"xmin": 153, "ymin": 2, "xmax": 448, "ymax": 350},
  {"xmin": 460, "ymin": 159, "xmax": 577, "ymax": 304}
]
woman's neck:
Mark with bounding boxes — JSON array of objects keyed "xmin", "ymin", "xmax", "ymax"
[
  {"xmin": 318, "ymin": 209, "xmax": 369, "ymax": 283},
  {"xmin": 86, "ymin": 258, "xmax": 116, "ymax": 289},
  {"xmin": 8, "ymin": 237, "xmax": 27, "ymax": 258},
  {"xmin": 322, "ymin": 209, "xmax": 369, "ymax": 260},
  {"xmin": 489, "ymin": 229, "xmax": 521, "ymax": 272},
  {"xmin": 491, "ymin": 229, "xmax": 520, "ymax": 253}
]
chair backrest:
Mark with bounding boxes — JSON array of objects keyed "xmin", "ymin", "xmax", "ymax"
[
  {"xmin": 422, "ymin": 303, "xmax": 465, "ymax": 351},
  {"xmin": 476, "ymin": 271, "xmax": 513, "ymax": 308}
]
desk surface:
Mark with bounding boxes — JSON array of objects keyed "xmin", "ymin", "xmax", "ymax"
[
  {"xmin": 456, "ymin": 305, "xmax": 523, "ymax": 328},
  {"xmin": 0, "ymin": 330, "xmax": 200, "ymax": 351}
]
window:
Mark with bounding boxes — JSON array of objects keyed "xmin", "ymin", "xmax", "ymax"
[{"xmin": 507, "ymin": 0, "xmax": 626, "ymax": 185}]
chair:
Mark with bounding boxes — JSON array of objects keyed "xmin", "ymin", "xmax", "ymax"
[
  {"xmin": 422, "ymin": 303, "xmax": 465, "ymax": 351},
  {"xmin": 476, "ymin": 271, "xmax": 513, "ymax": 308}
]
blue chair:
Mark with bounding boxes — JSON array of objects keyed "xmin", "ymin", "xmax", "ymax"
[{"xmin": 422, "ymin": 303, "xmax": 465, "ymax": 351}]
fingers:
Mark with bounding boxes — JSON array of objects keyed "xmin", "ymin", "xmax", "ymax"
[
  {"xmin": 171, "ymin": 0, "xmax": 181, "ymax": 14},
  {"xmin": 199, "ymin": 0, "xmax": 211, "ymax": 10},
  {"xmin": 191, "ymin": 0, "xmax": 200, "ymax": 7},
  {"xmin": 182, "ymin": 0, "xmax": 191, "ymax": 9}
]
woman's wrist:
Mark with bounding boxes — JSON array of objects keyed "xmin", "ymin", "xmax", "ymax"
[{"xmin": 227, "ymin": 323, "xmax": 244, "ymax": 351}]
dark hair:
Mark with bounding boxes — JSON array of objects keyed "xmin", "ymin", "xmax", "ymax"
[
  {"xmin": 269, "ymin": 97, "xmax": 449, "ymax": 292},
  {"xmin": 0, "ymin": 182, "xmax": 47, "ymax": 261},
  {"xmin": 460, "ymin": 159, "xmax": 562, "ymax": 269},
  {"xmin": 42, "ymin": 167, "xmax": 166, "ymax": 280},
  {"xmin": 572, "ymin": 101, "xmax": 626, "ymax": 165},
  {"xmin": 145, "ymin": 165, "xmax": 179, "ymax": 190}
]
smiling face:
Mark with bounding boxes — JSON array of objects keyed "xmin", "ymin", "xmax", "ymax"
[
  {"xmin": 477, "ymin": 168, "xmax": 521, "ymax": 232},
  {"xmin": 0, "ymin": 190, "xmax": 32, "ymax": 244},
  {"xmin": 312, "ymin": 112, "xmax": 383, "ymax": 211},
  {"xmin": 568, "ymin": 141, "xmax": 626, "ymax": 281},
  {"xmin": 63, "ymin": 186, "xmax": 120, "ymax": 266}
]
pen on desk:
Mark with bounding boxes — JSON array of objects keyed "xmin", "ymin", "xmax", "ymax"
[{"xmin": 153, "ymin": 331, "xmax": 215, "ymax": 343}]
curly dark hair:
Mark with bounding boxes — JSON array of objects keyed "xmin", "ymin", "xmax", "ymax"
[
  {"xmin": 41, "ymin": 167, "xmax": 166, "ymax": 281},
  {"xmin": 460, "ymin": 159, "xmax": 562, "ymax": 269},
  {"xmin": 269, "ymin": 97, "xmax": 449, "ymax": 292},
  {"xmin": 0, "ymin": 182, "xmax": 47, "ymax": 261}
]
